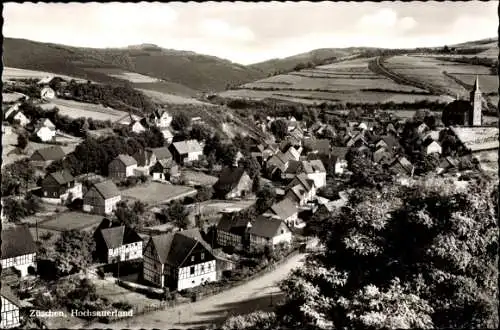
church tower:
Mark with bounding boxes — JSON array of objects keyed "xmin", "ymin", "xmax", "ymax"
[{"xmin": 470, "ymin": 75, "xmax": 482, "ymax": 126}]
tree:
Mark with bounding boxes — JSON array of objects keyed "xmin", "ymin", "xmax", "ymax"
[
  {"xmin": 239, "ymin": 157, "xmax": 261, "ymax": 179},
  {"xmin": 222, "ymin": 311, "xmax": 277, "ymax": 330},
  {"xmin": 114, "ymin": 201, "xmax": 140, "ymax": 228},
  {"xmin": 195, "ymin": 186, "xmax": 213, "ymax": 203},
  {"xmin": 255, "ymin": 185, "xmax": 277, "ymax": 214},
  {"xmin": 190, "ymin": 124, "xmax": 213, "ymax": 142},
  {"xmin": 2, "ymin": 198, "xmax": 27, "ymax": 222},
  {"xmin": 17, "ymin": 134, "xmax": 28, "ymax": 150},
  {"xmin": 273, "ymin": 177, "xmax": 498, "ymax": 330},
  {"xmin": 171, "ymin": 113, "xmax": 191, "ymax": 131},
  {"xmin": 219, "ymin": 144, "xmax": 239, "ymax": 167},
  {"xmin": 346, "ymin": 148, "xmax": 393, "ymax": 188},
  {"xmin": 54, "ymin": 230, "xmax": 95, "ymax": 276},
  {"xmin": 270, "ymin": 119, "xmax": 288, "ymax": 140},
  {"xmin": 252, "ymin": 175, "xmax": 261, "ymax": 193},
  {"xmin": 163, "ymin": 200, "xmax": 190, "ymax": 229}
]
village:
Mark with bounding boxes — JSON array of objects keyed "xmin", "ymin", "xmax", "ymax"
[{"xmin": 1, "ymin": 71, "xmax": 499, "ymax": 329}]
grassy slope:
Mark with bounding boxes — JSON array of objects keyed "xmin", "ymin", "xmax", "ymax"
[
  {"xmin": 249, "ymin": 48, "xmax": 369, "ymax": 75},
  {"xmin": 2, "ymin": 38, "xmax": 266, "ymax": 95}
]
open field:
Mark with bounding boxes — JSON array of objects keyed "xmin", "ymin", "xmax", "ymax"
[
  {"xmin": 121, "ymin": 182, "xmax": 197, "ymax": 205},
  {"xmin": 446, "ymin": 73, "xmax": 498, "ymax": 94},
  {"xmin": 220, "ymin": 56, "xmax": 463, "ymax": 105},
  {"xmin": 37, "ymin": 211, "xmax": 104, "ymax": 231},
  {"xmin": 40, "ymin": 98, "xmax": 131, "ymax": 121},
  {"xmin": 86, "ymin": 68, "xmax": 160, "ymax": 83},
  {"xmin": 139, "ymin": 88, "xmax": 211, "ymax": 105},
  {"xmin": 2, "ymin": 92, "xmax": 28, "ymax": 103},
  {"xmin": 384, "ymin": 55, "xmax": 493, "ymax": 97},
  {"xmin": 2, "ymin": 67, "xmax": 86, "ymax": 82}
]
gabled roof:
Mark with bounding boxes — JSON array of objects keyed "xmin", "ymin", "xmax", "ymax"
[
  {"xmin": 113, "ymin": 154, "xmax": 137, "ymax": 167},
  {"xmin": 148, "ymin": 147, "xmax": 173, "ymax": 161},
  {"xmin": 150, "ymin": 229, "xmax": 213, "ymax": 267},
  {"xmin": 308, "ymin": 159, "xmax": 326, "ymax": 173},
  {"xmin": 91, "ymin": 180, "xmax": 120, "ymax": 199},
  {"xmin": 390, "ymin": 157, "xmax": 414, "ymax": 174},
  {"xmin": 377, "ymin": 135, "xmax": 400, "ymax": 150},
  {"xmin": 284, "ymin": 160, "xmax": 302, "ymax": 174},
  {"xmin": 46, "ymin": 170, "xmax": 74, "ymax": 185},
  {"xmin": 100, "ymin": 225, "xmax": 142, "ymax": 249},
  {"xmin": 330, "ymin": 147, "xmax": 349, "ymax": 159},
  {"xmin": 161, "ymin": 128, "xmax": 174, "ymax": 139},
  {"xmin": 30, "ymin": 145, "xmax": 66, "ymax": 161},
  {"xmin": 267, "ymin": 198, "xmax": 298, "ymax": 220},
  {"xmin": 213, "ymin": 167, "xmax": 248, "ymax": 194},
  {"xmin": 423, "ymin": 139, "xmax": 441, "ymax": 148},
  {"xmin": 1, "ymin": 225, "xmax": 36, "ymax": 259},
  {"xmin": 172, "ymin": 140, "xmax": 203, "ymax": 154},
  {"xmin": 249, "ymin": 215, "xmax": 288, "ymax": 239},
  {"xmin": 288, "ymin": 173, "xmax": 315, "ymax": 191},
  {"xmin": 217, "ymin": 213, "xmax": 252, "ymax": 235},
  {"xmin": 1, "ymin": 286, "xmax": 21, "ymax": 307},
  {"xmin": 36, "ymin": 118, "xmax": 55, "ymax": 129}
]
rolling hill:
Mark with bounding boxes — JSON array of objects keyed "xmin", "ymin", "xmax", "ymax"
[{"xmin": 2, "ymin": 38, "xmax": 266, "ymax": 96}]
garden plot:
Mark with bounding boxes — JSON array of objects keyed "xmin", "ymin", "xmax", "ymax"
[{"xmin": 121, "ymin": 181, "xmax": 197, "ymax": 205}]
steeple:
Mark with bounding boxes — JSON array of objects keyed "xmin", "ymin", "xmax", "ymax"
[
  {"xmin": 470, "ymin": 75, "xmax": 482, "ymax": 126},
  {"xmin": 472, "ymin": 75, "xmax": 480, "ymax": 92}
]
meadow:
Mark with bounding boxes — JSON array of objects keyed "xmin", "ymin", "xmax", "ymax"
[
  {"xmin": 2, "ymin": 67, "xmax": 85, "ymax": 82},
  {"xmin": 39, "ymin": 98, "xmax": 131, "ymax": 122},
  {"xmin": 38, "ymin": 211, "xmax": 104, "ymax": 231}
]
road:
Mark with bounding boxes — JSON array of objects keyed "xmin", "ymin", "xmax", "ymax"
[{"xmin": 82, "ymin": 252, "xmax": 307, "ymax": 329}]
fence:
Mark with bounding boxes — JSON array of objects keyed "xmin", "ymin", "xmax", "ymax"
[{"xmin": 100, "ymin": 246, "xmax": 302, "ymax": 324}]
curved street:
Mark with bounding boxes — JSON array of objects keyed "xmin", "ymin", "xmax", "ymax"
[{"xmin": 82, "ymin": 252, "xmax": 307, "ymax": 329}]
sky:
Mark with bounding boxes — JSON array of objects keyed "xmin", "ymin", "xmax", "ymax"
[{"xmin": 3, "ymin": 1, "xmax": 498, "ymax": 65}]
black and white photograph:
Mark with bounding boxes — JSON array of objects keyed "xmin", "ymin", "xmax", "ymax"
[{"xmin": 1, "ymin": 1, "xmax": 498, "ymax": 329}]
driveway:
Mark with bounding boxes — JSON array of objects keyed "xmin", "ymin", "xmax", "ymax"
[{"xmin": 82, "ymin": 252, "xmax": 306, "ymax": 329}]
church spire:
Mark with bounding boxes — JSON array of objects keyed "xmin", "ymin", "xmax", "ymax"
[{"xmin": 473, "ymin": 75, "xmax": 480, "ymax": 92}]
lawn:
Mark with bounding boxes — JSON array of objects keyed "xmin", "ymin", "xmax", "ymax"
[
  {"xmin": 182, "ymin": 170, "xmax": 219, "ymax": 186},
  {"xmin": 86, "ymin": 68, "xmax": 160, "ymax": 83},
  {"xmin": 121, "ymin": 182, "xmax": 197, "ymax": 205},
  {"xmin": 38, "ymin": 211, "xmax": 104, "ymax": 231},
  {"xmin": 40, "ymin": 98, "xmax": 130, "ymax": 121}
]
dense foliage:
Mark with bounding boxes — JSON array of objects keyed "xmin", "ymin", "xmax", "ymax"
[
  {"xmin": 269, "ymin": 177, "xmax": 498, "ymax": 329},
  {"xmin": 53, "ymin": 229, "xmax": 96, "ymax": 276}
]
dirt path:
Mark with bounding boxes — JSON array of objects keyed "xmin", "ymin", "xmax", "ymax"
[{"xmin": 82, "ymin": 253, "xmax": 307, "ymax": 329}]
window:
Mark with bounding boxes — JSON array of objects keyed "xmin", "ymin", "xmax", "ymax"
[
  {"xmin": 208, "ymin": 263, "xmax": 212, "ymax": 271},
  {"xmin": 201, "ymin": 265, "xmax": 205, "ymax": 272},
  {"xmin": 190, "ymin": 266, "xmax": 195, "ymax": 275},
  {"xmin": 201, "ymin": 253, "xmax": 205, "ymax": 260},
  {"xmin": 191, "ymin": 256, "xmax": 195, "ymax": 262},
  {"xmin": 281, "ymin": 229, "xmax": 284, "ymax": 234}
]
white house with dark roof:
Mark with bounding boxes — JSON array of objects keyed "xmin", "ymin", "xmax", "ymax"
[
  {"xmin": 249, "ymin": 215, "xmax": 292, "ymax": 248},
  {"xmin": 4, "ymin": 105, "xmax": 29, "ymax": 127},
  {"xmin": 423, "ymin": 139, "xmax": 442, "ymax": 155},
  {"xmin": 93, "ymin": 219, "xmax": 143, "ymax": 264},
  {"xmin": 143, "ymin": 229, "xmax": 217, "ymax": 290},
  {"xmin": 83, "ymin": 180, "xmax": 121, "ymax": 215},
  {"xmin": 34, "ymin": 126, "xmax": 56, "ymax": 142},
  {"xmin": 1, "ymin": 286, "xmax": 21, "ymax": 329},
  {"xmin": 108, "ymin": 154, "xmax": 138, "ymax": 179},
  {"xmin": 264, "ymin": 198, "xmax": 299, "ymax": 227},
  {"xmin": 169, "ymin": 139, "xmax": 203, "ymax": 165},
  {"xmin": 285, "ymin": 173, "xmax": 317, "ymax": 206},
  {"xmin": 149, "ymin": 109, "xmax": 173, "ymax": 128},
  {"xmin": 213, "ymin": 167, "xmax": 252, "ymax": 200},
  {"xmin": 1, "ymin": 225, "xmax": 37, "ymax": 277},
  {"xmin": 41, "ymin": 170, "xmax": 82, "ymax": 204}
]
